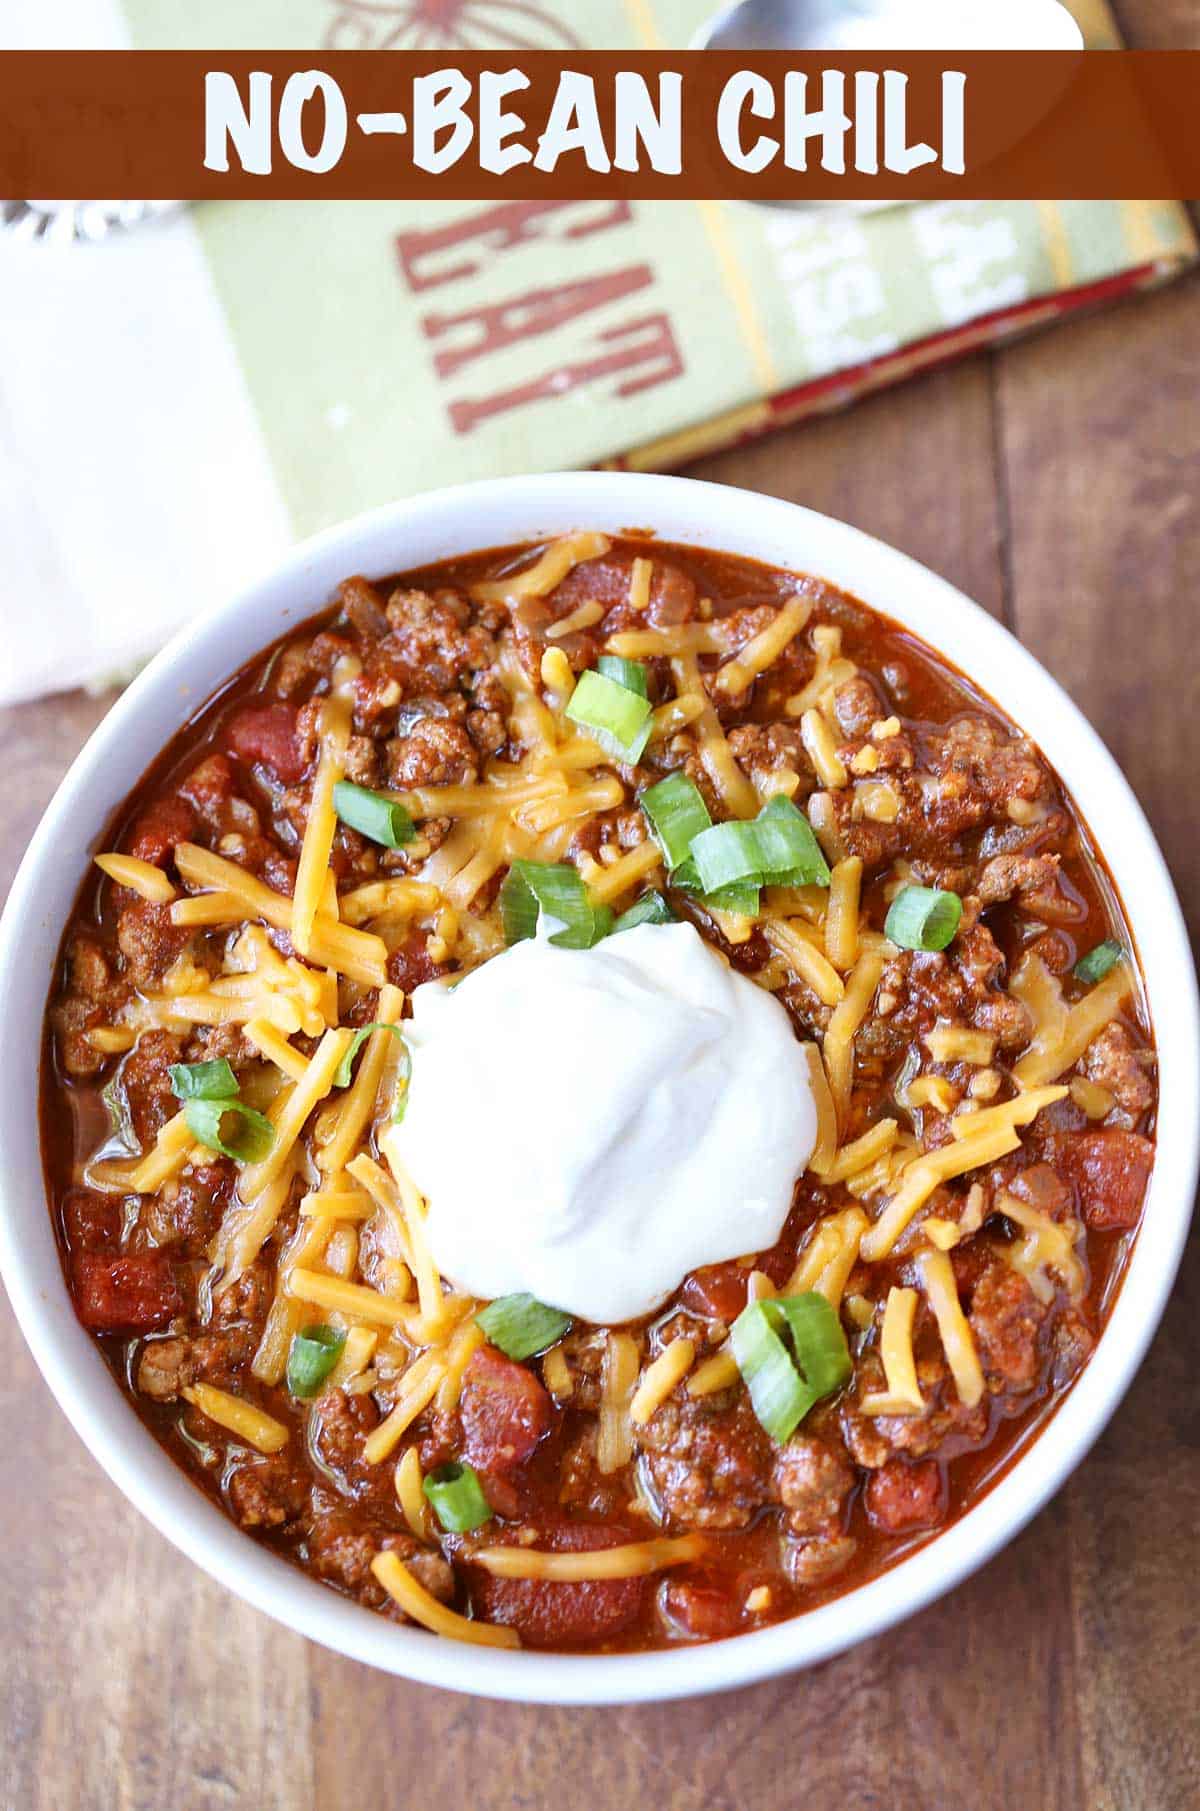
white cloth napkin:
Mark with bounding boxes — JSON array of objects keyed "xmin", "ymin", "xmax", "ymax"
[
  {"xmin": 0, "ymin": 212, "xmax": 291, "ymax": 705},
  {"xmin": 1, "ymin": 0, "xmax": 288, "ymax": 705}
]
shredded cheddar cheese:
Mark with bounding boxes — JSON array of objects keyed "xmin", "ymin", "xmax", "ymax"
[
  {"xmin": 473, "ymin": 530, "xmax": 610, "ymax": 605},
  {"xmin": 545, "ymin": 599, "xmax": 604, "ymax": 640},
  {"xmin": 670, "ymin": 651, "xmax": 759, "ymax": 819},
  {"xmin": 862, "ymin": 1286, "xmax": 924, "ymax": 1414},
  {"xmin": 363, "ymin": 1350, "xmax": 448, "ymax": 1464},
  {"xmin": 859, "ymin": 1123, "xmax": 1023, "ymax": 1262},
  {"xmin": 394, "ymin": 1445, "xmax": 433, "ymax": 1541},
  {"xmin": 292, "ymin": 689, "xmax": 351, "ymax": 957},
  {"xmin": 925, "ymin": 1021, "xmax": 997, "ymax": 1066},
  {"xmin": 812, "ymin": 1118, "xmax": 899, "ymax": 1184},
  {"xmin": 94, "ymin": 852, "xmax": 176, "ymax": 904},
  {"xmin": 630, "ymin": 1337, "xmax": 696, "ymax": 1425},
  {"xmin": 473, "ymin": 1535, "xmax": 705, "ymax": 1582},
  {"xmin": 1013, "ymin": 958, "xmax": 1134, "ymax": 1089},
  {"xmin": 597, "ymin": 1331, "xmax": 640, "ymax": 1474},
  {"xmin": 917, "ymin": 1248, "xmax": 984, "ymax": 1408},
  {"xmin": 370, "ymin": 1550, "xmax": 519, "ymax": 1648},
  {"xmin": 799, "ymin": 707, "xmax": 848, "ymax": 789},
  {"xmin": 713, "ymin": 597, "xmax": 811, "ymax": 699},
  {"xmin": 238, "ymin": 1027, "xmax": 353, "ymax": 1201},
  {"xmin": 824, "ymin": 856, "xmax": 862, "ymax": 972},
  {"xmin": 949, "ymin": 1084, "xmax": 1068, "ymax": 1143},
  {"xmin": 823, "ymin": 950, "xmax": 885, "ymax": 1130},
  {"xmin": 182, "ymin": 1384, "xmax": 288, "ymax": 1454},
  {"xmin": 317, "ymin": 985, "xmax": 405, "ymax": 1176},
  {"xmin": 761, "ymin": 916, "xmax": 845, "ymax": 1008},
  {"xmin": 173, "ymin": 844, "xmax": 387, "ymax": 986}
]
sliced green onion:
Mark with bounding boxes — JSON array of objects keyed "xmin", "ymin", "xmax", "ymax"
[
  {"xmin": 754, "ymin": 794, "xmax": 832, "ymax": 887},
  {"xmin": 687, "ymin": 820, "xmax": 763, "ymax": 893},
  {"xmin": 565, "ymin": 669, "xmax": 653, "ymax": 764},
  {"xmin": 333, "ymin": 1021, "xmax": 401, "ymax": 1089},
  {"xmin": 499, "ymin": 859, "xmax": 612, "ymax": 950},
  {"xmin": 422, "ymin": 1461, "xmax": 493, "ymax": 1533},
  {"xmin": 639, "ymin": 771, "xmax": 712, "ymax": 870},
  {"xmin": 674, "ymin": 858, "xmax": 760, "ymax": 918},
  {"xmin": 183, "ymin": 1098, "xmax": 276, "ymax": 1165},
  {"xmin": 476, "ymin": 1292, "xmax": 573, "ymax": 1360},
  {"xmin": 168, "ymin": 1058, "xmax": 238, "ymax": 1101},
  {"xmin": 286, "ymin": 1324, "xmax": 346, "ymax": 1398},
  {"xmin": 689, "ymin": 796, "xmax": 829, "ymax": 895},
  {"xmin": 704, "ymin": 880, "xmax": 761, "ymax": 917},
  {"xmin": 1074, "ymin": 939, "xmax": 1124, "ymax": 985},
  {"xmin": 884, "ymin": 885, "xmax": 963, "ymax": 953},
  {"xmin": 596, "ymin": 654, "xmax": 649, "ymax": 699},
  {"xmin": 730, "ymin": 1293, "xmax": 852, "ymax": 1443},
  {"xmin": 613, "ymin": 891, "xmax": 675, "ymax": 934},
  {"xmin": 332, "ymin": 780, "xmax": 415, "ymax": 850},
  {"xmin": 773, "ymin": 1294, "xmax": 853, "ymax": 1401}
]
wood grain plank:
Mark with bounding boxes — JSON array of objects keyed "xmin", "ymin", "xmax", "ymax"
[
  {"xmin": 0, "ymin": 690, "xmax": 115, "ymax": 896},
  {"xmin": 0, "ymin": 1279, "xmax": 316, "ymax": 1811},
  {"xmin": 688, "ymin": 358, "xmax": 1008, "ymax": 625},
  {"xmin": 0, "ymin": 696, "xmax": 315, "ymax": 1811},
  {"xmin": 1108, "ymin": 0, "xmax": 1200, "ymax": 46},
  {"xmin": 996, "ymin": 266, "xmax": 1200, "ymax": 1811}
]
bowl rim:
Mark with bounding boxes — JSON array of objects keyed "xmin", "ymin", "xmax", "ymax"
[{"xmin": 2, "ymin": 470, "xmax": 1196, "ymax": 1705}]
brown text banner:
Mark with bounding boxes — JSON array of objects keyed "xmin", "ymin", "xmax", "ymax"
[{"xmin": 1, "ymin": 51, "xmax": 1197, "ymax": 201}]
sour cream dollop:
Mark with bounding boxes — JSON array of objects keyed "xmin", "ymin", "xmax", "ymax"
[{"xmin": 388, "ymin": 920, "xmax": 817, "ymax": 1324}]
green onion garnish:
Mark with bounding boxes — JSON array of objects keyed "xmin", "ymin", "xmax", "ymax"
[
  {"xmin": 286, "ymin": 1324, "xmax": 346, "ymax": 1398},
  {"xmin": 168, "ymin": 1058, "xmax": 239, "ymax": 1101},
  {"xmin": 754, "ymin": 794, "xmax": 832, "ymax": 887},
  {"xmin": 686, "ymin": 819, "xmax": 762, "ymax": 893},
  {"xmin": 499, "ymin": 859, "xmax": 613, "ymax": 950},
  {"xmin": 422, "ymin": 1460, "xmax": 493, "ymax": 1533},
  {"xmin": 1074, "ymin": 939, "xmax": 1124, "ymax": 985},
  {"xmin": 673, "ymin": 859, "xmax": 760, "ymax": 918},
  {"xmin": 689, "ymin": 795, "xmax": 830, "ymax": 895},
  {"xmin": 613, "ymin": 891, "xmax": 675, "ymax": 934},
  {"xmin": 730, "ymin": 1293, "xmax": 852, "ymax": 1443},
  {"xmin": 596, "ymin": 654, "xmax": 649, "ymax": 698},
  {"xmin": 333, "ymin": 1021, "xmax": 401, "ymax": 1089},
  {"xmin": 640, "ymin": 771, "xmax": 712, "ymax": 870},
  {"xmin": 565, "ymin": 669, "xmax": 653, "ymax": 764},
  {"xmin": 476, "ymin": 1292, "xmax": 573, "ymax": 1360},
  {"xmin": 332, "ymin": 780, "xmax": 415, "ymax": 850},
  {"xmin": 884, "ymin": 885, "xmax": 963, "ymax": 953},
  {"xmin": 183, "ymin": 1098, "xmax": 276, "ymax": 1165}
]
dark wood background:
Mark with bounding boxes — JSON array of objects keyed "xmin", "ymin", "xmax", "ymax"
[{"xmin": 2, "ymin": 11, "xmax": 1197, "ymax": 1806}]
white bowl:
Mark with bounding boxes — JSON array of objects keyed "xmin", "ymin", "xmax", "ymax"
[{"xmin": 2, "ymin": 473, "xmax": 1196, "ymax": 1704}]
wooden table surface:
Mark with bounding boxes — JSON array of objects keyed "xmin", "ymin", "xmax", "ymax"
[{"xmin": 4, "ymin": 22, "xmax": 1199, "ymax": 1811}]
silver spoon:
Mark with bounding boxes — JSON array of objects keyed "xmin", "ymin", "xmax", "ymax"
[{"xmin": 695, "ymin": 0, "xmax": 1084, "ymax": 54}]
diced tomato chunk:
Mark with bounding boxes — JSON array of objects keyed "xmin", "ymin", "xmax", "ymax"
[
  {"xmin": 225, "ymin": 702, "xmax": 305, "ymax": 784},
  {"xmin": 128, "ymin": 795, "xmax": 197, "ymax": 868},
  {"xmin": 660, "ymin": 1574, "xmax": 744, "ymax": 1641},
  {"xmin": 1056, "ymin": 1129, "xmax": 1154, "ymax": 1231},
  {"xmin": 460, "ymin": 1345, "xmax": 557, "ymax": 1477},
  {"xmin": 469, "ymin": 1520, "xmax": 646, "ymax": 1648},
  {"xmin": 73, "ymin": 1252, "xmax": 182, "ymax": 1334},
  {"xmin": 864, "ymin": 1460, "xmax": 946, "ymax": 1534},
  {"xmin": 679, "ymin": 1261, "xmax": 750, "ymax": 1323}
]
